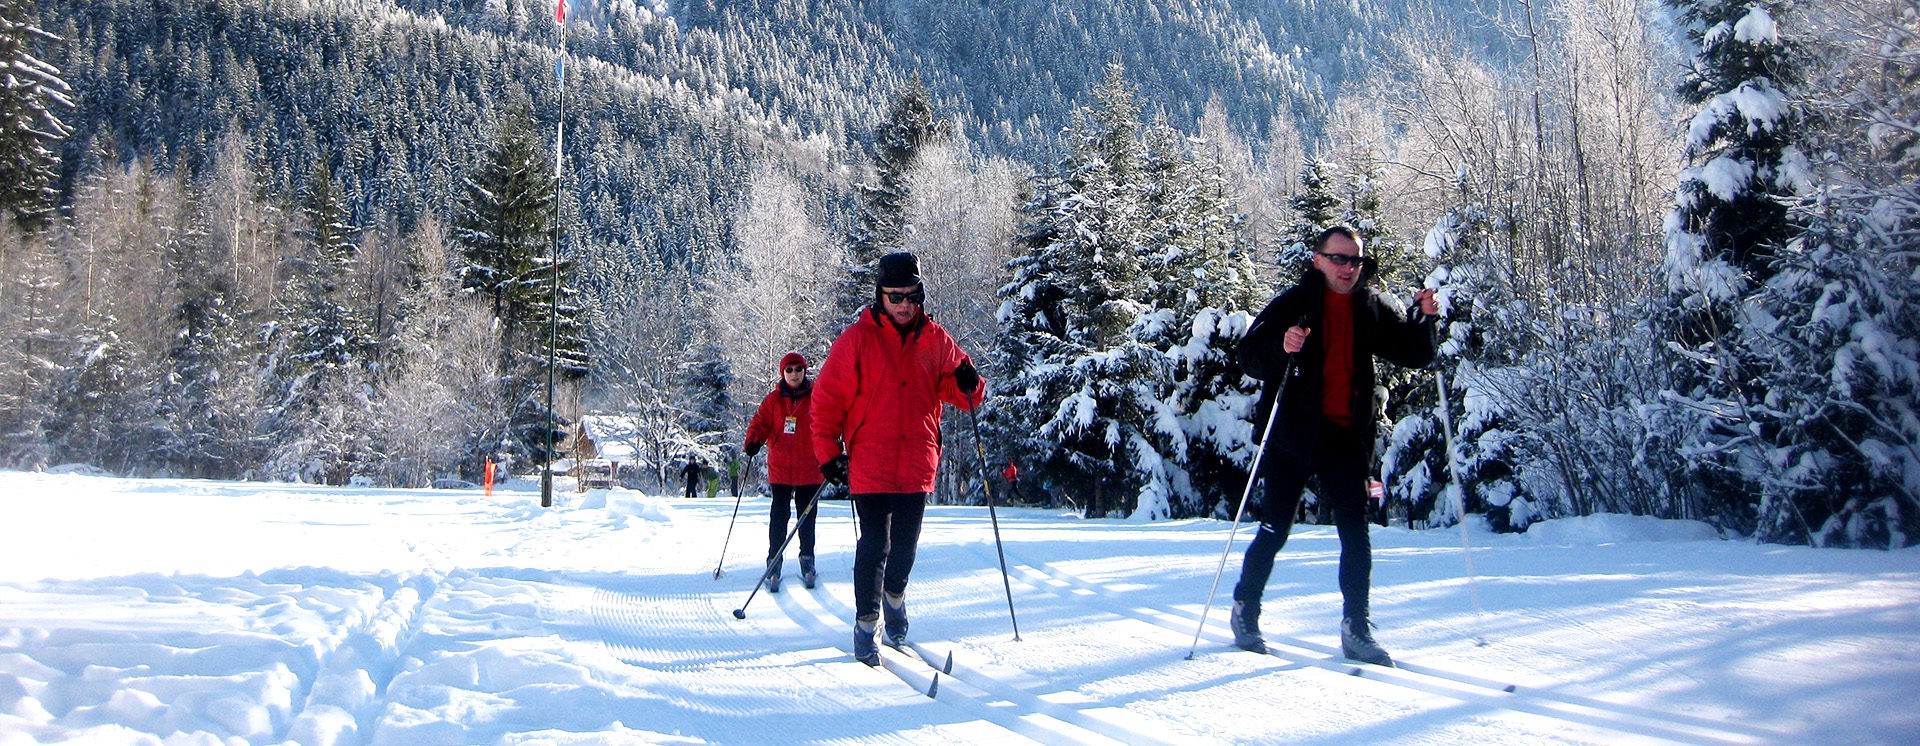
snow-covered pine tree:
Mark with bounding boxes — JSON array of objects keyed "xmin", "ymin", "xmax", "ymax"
[
  {"xmin": 1733, "ymin": 4, "xmax": 1918, "ymax": 548},
  {"xmin": 263, "ymin": 163, "xmax": 371, "ymax": 483},
  {"xmin": 0, "ymin": 0, "xmax": 71, "ymax": 228},
  {"xmin": 993, "ymin": 62, "xmax": 1161, "ymax": 518},
  {"xmin": 1133, "ymin": 118, "xmax": 1268, "ymax": 519},
  {"xmin": 678, "ymin": 341, "xmax": 735, "ymax": 459},
  {"xmin": 155, "ymin": 186, "xmax": 246, "ymax": 480},
  {"xmin": 452, "ymin": 106, "xmax": 587, "ymax": 459},
  {"xmin": 1657, "ymin": 0, "xmax": 1808, "ymax": 535},
  {"xmin": 0, "ymin": 218, "xmax": 59, "ymax": 467},
  {"xmin": 1275, "ymin": 158, "xmax": 1341, "ymax": 272},
  {"xmin": 1385, "ymin": 190, "xmax": 1537, "ymax": 531},
  {"xmin": 838, "ymin": 76, "xmax": 944, "ymax": 323}
]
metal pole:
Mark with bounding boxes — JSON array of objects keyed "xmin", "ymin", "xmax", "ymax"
[
  {"xmin": 962, "ymin": 394, "xmax": 1020, "ymax": 641},
  {"xmin": 732, "ymin": 484, "xmax": 832, "ymax": 619},
  {"xmin": 541, "ymin": 30, "xmax": 568, "ymax": 509},
  {"xmin": 1185, "ymin": 357, "xmax": 1290, "ymax": 659}
]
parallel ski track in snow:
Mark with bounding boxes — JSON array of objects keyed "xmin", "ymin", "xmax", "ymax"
[
  {"xmin": 778, "ymin": 575, "xmax": 1141, "ymax": 745},
  {"xmin": 986, "ymin": 542, "xmax": 1789, "ymax": 746}
]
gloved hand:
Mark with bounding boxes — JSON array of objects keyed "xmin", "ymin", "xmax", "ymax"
[
  {"xmin": 820, "ymin": 455, "xmax": 850, "ymax": 486},
  {"xmin": 954, "ymin": 358, "xmax": 979, "ymax": 395},
  {"xmin": 745, "ymin": 442, "xmax": 761, "ymax": 458}
]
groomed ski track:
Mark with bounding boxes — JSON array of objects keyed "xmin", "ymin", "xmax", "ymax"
[
  {"xmin": 564, "ymin": 509, "xmax": 1790, "ymax": 744},
  {"xmin": 978, "ymin": 540, "xmax": 1792, "ymax": 745}
]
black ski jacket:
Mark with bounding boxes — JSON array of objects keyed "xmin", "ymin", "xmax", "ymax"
[{"xmin": 1240, "ymin": 269, "xmax": 1438, "ymax": 467}]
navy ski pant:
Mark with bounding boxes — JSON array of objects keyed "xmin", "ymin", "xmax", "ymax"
[
  {"xmin": 851, "ymin": 492, "xmax": 926, "ymax": 623},
  {"xmin": 767, "ymin": 483, "xmax": 820, "ymax": 563},
  {"xmin": 1234, "ymin": 420, "xmax": 1374, "ymax": 623}
]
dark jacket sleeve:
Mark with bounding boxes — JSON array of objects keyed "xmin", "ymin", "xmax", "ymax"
[
  {"xmin": 1368, "ymin": 293, "xmax": 1439, "ymax": 370},
  {"xmin": 1238, "ymin": 291, "xmax": 1302, "ymax": 381}
]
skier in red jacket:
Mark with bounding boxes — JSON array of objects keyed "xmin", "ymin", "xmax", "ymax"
[
  {"xmin": 744, "ymin": 351, "xmax": 823, "ymax": 592},
  {"xmin": 811, "ymin": 252, "xmax": 982, "ymax": 666}
]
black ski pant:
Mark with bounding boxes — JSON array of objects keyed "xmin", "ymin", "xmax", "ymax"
[
  {"xmin": 767, "ymin": 483, "xmax": 820, "ymax": 563},
  {"xmin": 1234, "ymin": 420, "xmax": 1374, "ymax": 623},
  {"xmin": 851, "ymin": 492, "xmax": 926, "ymax": 623}
]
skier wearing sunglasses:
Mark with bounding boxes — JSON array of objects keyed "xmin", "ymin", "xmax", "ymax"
[
  {"xmin": 1229, "ymin": 225, "xmax": 1442, "ymax": 667},
  {"xmin": 810, "ymin": 251, "xmax": 983, "ymax": 666}
]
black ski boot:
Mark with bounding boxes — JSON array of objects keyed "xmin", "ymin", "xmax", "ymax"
[
  {"xmin": 800, "ymin": 555, "xmax": 817, "ymax": 590},
  {"xmin": 882, "ymin": 591, "xmax": 909, "ymax": 647},
  {"xmin": 1230, "ymin": 600, "xmax": 1267, "ymax": 654},
  {"xmin": 853, "ymin": 616, "xmax": 880, "ymax": 666},
  {"xmin": 765, "ymin": 558, "xmax": 782, "ymax": 594},
  {"xmin": 1341, "ymin": 617, "xmax": 1394, "ymax": 667}
]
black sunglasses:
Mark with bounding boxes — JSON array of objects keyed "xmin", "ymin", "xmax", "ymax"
[
  {"xmin": 882, "ymin": 289, "xmax": 926, "ymax": 305},
  {"xmin": 1317, "ymin": 252, "xmax": 1366, "ymax": 267},
  {"xmin": 783, "ymin": 366, "xmax": 806, "ymax": 373}
]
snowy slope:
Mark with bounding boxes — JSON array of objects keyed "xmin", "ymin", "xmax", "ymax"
[{"xmin": 1, "ymin": 471, "xmax": 1916, "ymax": 744}]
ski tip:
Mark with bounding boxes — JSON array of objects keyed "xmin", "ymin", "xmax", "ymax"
[
  {"xmin": 1348, "ymin": 667, "xmax": 1364, "ymax": 676},
  {"xmin": 941, "ymin": 652, "xmax": 954, "ymax": 674},
  {"xmin": 731, "ymin": 608, "xmax": 746, "ymax": 619},
  {"xmin": 927, "ymin": 673, "xmax": 939, "ymax": 699},
  {"xmin": 1503, "ymin": 684, "xmax": 1516, "ymax": 693}
]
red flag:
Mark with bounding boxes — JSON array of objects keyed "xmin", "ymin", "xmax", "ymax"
[{"xmin": 554, "ymin": 0, "xmax": 566, "ymax": 24}]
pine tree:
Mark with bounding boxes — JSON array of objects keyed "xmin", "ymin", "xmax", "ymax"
[
  {"xmin": 263, "ymin": 162, "xmax": 370, "ymax": 483},
  {"xmin": 678, "ymin": 341, "xmax": 735, "ymax": 453},
  {"xmin": 993, "ymin": 62, "xmax": 1160, "ymax": 519},
  {"xmin": 1656, "ymin": 0, "xmax": 1808, "ymax": 535},
  {"xmin": 452, "ymin": 107, "xmax": 587, "ymax": 458},
  {"xmin": 1386, "ymin": 190, "xmax": 1537, "ymax": 530},
  {"xmin": 0, "ymin": 0, "xmax": 72, "ymax": 228},
  {"xmin": 1132, "ymin": 119, "xmax": 1268, "ymax": 519},
  {"xmin": 1276, "ymin": 158, "xmax": 1342, "ymax": 271},
  {"xmin": 1734, "ymin": 8, "xmax": 1919, "ymax": 547},
  {"xmin": 839, "ymin": 76, "xmax": 944, "ymax": 322}
]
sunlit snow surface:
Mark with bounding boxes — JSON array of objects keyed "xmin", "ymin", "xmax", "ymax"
[{"xmin": 2, "ymin": 471, "xmax": 1916, "ymax": 744}]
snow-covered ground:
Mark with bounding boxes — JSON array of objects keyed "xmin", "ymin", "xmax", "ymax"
[{"xmin": 2, "ymin": 471, "xmax": 1916, "ymax": 745}]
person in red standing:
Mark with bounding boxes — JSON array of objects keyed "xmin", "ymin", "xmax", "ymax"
[
  {"xmin": 810, "ymin": 252, "xmax": 983, "ymax": 666},
  {"xmin": 744, "ymin": 351, "xmax": 823, "ymax": 593}
]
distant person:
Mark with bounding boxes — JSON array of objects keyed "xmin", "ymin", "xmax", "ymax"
[
  {"xmin": 725, "ymin": 449, "xmax": 741, "ymax": 498},
  {"xmin": 745, "ymin": 351, "xmax": 824, "ymax": 593},
  {"xmin": 811, "ymin": 252, "xmax": 983, "ymax": 666},
  {"xmin": 682, "ymin": 455, "xmax": 702, "ymax": 500},
  {"xmin": 1230, "ymin": 225, "xmax": 1441, "ymax": 667}
]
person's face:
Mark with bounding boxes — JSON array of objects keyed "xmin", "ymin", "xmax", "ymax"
[
  {"xmin": 781, "ymin": 362, "xmax": 806, "ymax": 386},
  {"xmin": 1313, "ymin": 233, "xmax": 1365, "ymax": 294},
  {"xmin": 879, "ymin": 284, "xmax": 924, "ymax": 327}
]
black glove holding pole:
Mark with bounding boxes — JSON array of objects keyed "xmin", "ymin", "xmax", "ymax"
[
  {"xmin": 955, "ymin": 358, "xmax": 979, "ymax": 396},
  {"xmin": 820, "ymin": 455, "xmax": 849, "ymax": 486}
]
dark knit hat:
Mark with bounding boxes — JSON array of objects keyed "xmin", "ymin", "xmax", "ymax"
[
  {"xmin": 779, "ymin": 351, "xmax": 807, "ymax": 370},
  {"xmin": 875, "ymin": 251, "xmax": 922, "ymax": 288}
]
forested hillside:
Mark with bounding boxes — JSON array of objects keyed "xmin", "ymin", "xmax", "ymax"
[{"xmin": 1, "ymin": 0, "xmax": 1912, "ymax": 548}]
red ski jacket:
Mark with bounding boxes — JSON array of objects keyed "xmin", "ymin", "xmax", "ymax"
[
  {"xmin": 745, "ymin": 380, "xmax": 822, "ymax": 487},
  {"xmin": 811, "ymin": 307, "xmax": 981, "ymax": 494}
]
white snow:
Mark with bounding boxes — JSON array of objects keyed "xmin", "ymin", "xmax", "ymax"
[{"xmin": 2, "ymin": 470, "xmax": 1917, "ymax": 744}]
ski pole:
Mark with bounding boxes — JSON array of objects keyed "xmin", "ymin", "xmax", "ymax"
[
  {"xmin": 712, "ymin": 451, "xmax": 755, "ymax": 579},
  {"xmin": 962, "ymin": 390, "xmax": 1021, "ymax": 642},
  {"xmin": 732, "ymin": 482, "xmax": 832, "ymax": 619},
  {"xmin": 1186, "ymin": 356, "xmax": 1291, "ymax": 660},
  {"xmin": 1187, "ymin": 315, "xmax": 1307, "ymax": 660},
  {"xmin": 1430, "ymin": 319, "xmax": 1487, "ymax": 645}
]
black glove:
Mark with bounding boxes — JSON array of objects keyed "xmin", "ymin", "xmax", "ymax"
[
  {"xmin": 820, "ymin": 455, "xmax": 849, "ymax": 486},
  {"xmin": 745, "ymin": 442, "xmax": 761, "ymax": 458},
  {"xmin": 954, "ymin": 358, "xmax": 979, "ymax": 395}
]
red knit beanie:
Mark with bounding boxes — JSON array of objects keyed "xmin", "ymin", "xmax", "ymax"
[{"xmin": 780, "ymin": 351, "xmax": 807, "ymax": 371}]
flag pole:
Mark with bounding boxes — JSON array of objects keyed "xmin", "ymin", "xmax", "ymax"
[{"xmin": 541, "ymin": 0, "xmax": 568, "ymax": 509}]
